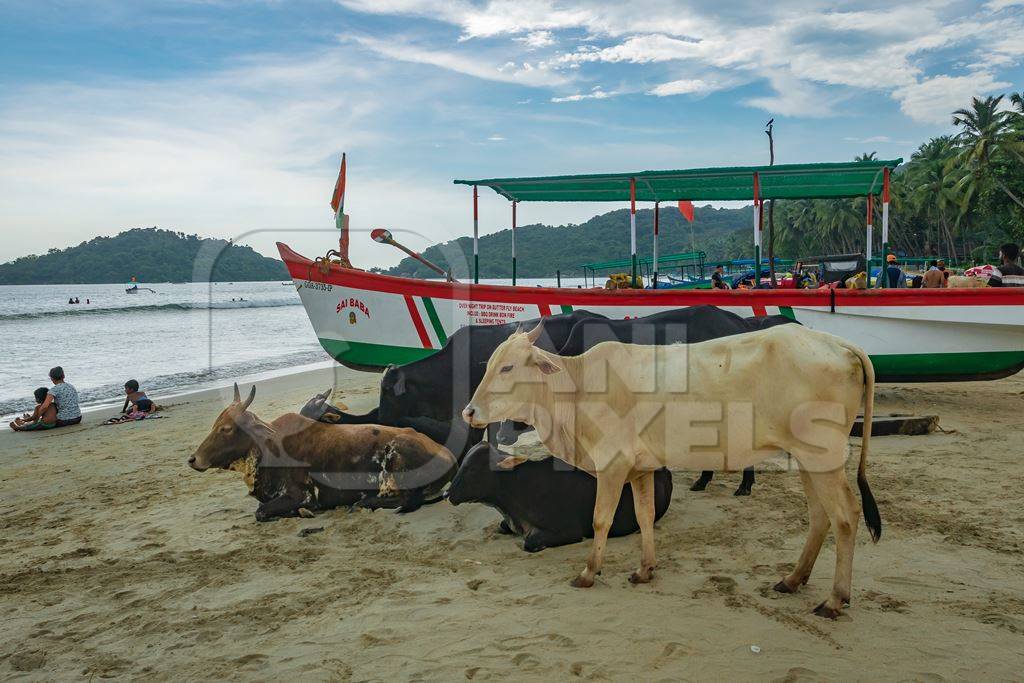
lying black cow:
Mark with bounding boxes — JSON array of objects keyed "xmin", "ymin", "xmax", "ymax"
[
  {"xmin": 304, "ymin": 310, "xmax": 606, "ymax": 459},
  {"xmin": 494, "ymin": 305, "xmax": 797, "ymax": 496},
  {"xmin": 447, "ymin": 443, "xmax": 673, "ymax": 552}
]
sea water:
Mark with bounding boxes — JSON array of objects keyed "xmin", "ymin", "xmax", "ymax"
[
  {"xmin": 0, "ymin": 281, "xmax": 322, "ymax": 419},
  {"xmin": 0, "ymin": 277, "xmax": 585, "ymax": 418}
]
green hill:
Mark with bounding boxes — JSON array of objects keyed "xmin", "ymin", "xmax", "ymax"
[
  {"xmin": 0, "ymin": 228, "xmax": 288, "ymax": 284},
  {"xmin": 381, "ymin": 205, "xmax": 754, "ymax": 279}
]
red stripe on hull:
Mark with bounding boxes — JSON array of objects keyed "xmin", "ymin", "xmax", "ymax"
[
  {"xmin": 537, "ymin": 303, "xmax": 552, "ymax": 316},
  {"xmin": 404, "ymin": 295, "xmax": 432, "ymax": 348},
  {"xmin": 280, "ymin": 243, "xmax": 1024, "ymax": 308}
]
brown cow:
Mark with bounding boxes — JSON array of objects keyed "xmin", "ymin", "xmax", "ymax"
[{"xmin": 190, "ymin": 384, "xmax": 457, "ymax": 521}]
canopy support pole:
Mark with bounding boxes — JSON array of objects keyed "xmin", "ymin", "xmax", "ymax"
[
  {"xmin": 866, "ymin": 194, "xmax": 874, "ymax": 274},
  {"xmin": 473, "ymin": 185, "xmax": 479, "ymax": 284},
  {"xmin": 753, "ymin": 172, "xmax": 762, "ymax": 287},
  {"xmin": 511, "ymin": 200, "xmax": 517, "ymax": 286},
  {"xmin": 653, "ymin": 201, "xmax": 660, "ymax": 289},
  {"xmin": 630, "ymin": 177, "xmax": 637, "ymax": 286},
  {"xmin": 881, "ymin": 168, "xmax": 890, "ymax": 288}
]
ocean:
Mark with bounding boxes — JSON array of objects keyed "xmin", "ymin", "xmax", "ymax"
[
  {"xmin": 0, "ymin": 276, "xmax": 585, "ymax": 419},
  {"xmin": 0, "ymin": 281, "xmax": 322, "ymax": 419}
]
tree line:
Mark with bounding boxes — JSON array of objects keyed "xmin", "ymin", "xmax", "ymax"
[{"xmin": 0, "ymin": 228, "xmax": 289, "ymax": 284}]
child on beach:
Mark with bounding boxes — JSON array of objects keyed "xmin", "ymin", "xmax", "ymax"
[
  {"xmin": 9, "ymin": 388, "xmax": 59, "ymax": 431},
  {"xmin": 121, "ymin": 379, "xmax": 155, "ymax": 416}
]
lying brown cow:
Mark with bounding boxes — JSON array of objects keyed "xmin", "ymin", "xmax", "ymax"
[{"xmin": 189, "ymin": 384, "xmax": 457, "ymax": 521}]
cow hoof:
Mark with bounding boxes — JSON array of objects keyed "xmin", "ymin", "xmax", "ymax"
[
  {"xmin": 813, "ymin": 601, "xmax": 841, "ymax": 620},
  {"xmin": 689, "ymin": 480, "xmax": 710, "ymax": 492},
  {"xmin": 628, "ymin": 570, "xmax": 653, "ymax": 584},
  {"xmin": 497, "ymin": 520, "xmax": 515, "ymax": 535},
  {"xmin": 733, "ymin": 487, "xmax": 752, "ymax": 497},
  {"xmin": 524, "ymin": 543, "xmax": 546, "ymax": 553},
  {"xmin": 773, "ymin": 579, "xmax": 797, "ymax": 594},
  {"xmin": 570, "ymin": 575, "xmax": 594, "ymax": 589}
]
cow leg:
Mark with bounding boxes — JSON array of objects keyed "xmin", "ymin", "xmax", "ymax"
[
  {"xmin": 255, "ymin": 494, "xmax": 306, "ymax": 521},
  {"xmin": 775, "ymin": 468, "xmax": 829, "ymax": 594},
  {"xmin": 628, "ymin": 472, "xmax": 657, "ymax": 584},
  {"xmin": 572, "ymin": 469, "xmax": 628, "ymax": 588},
  {"xmin": 690, "ymin": 471, "xmax": 714, "ymax": 491},
  {"xmin": 807, "ymin": 467, "xmax": 861, "ymax": 619},
  {"xmin": 524, "ymin": 528, "xmax": 582, "ymax": 553},
  {"xmin": 733, "ymin": 467, "xmax": 755, "ymax": 496}
]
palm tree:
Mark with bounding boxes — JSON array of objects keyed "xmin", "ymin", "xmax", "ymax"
[
  {"xmin": 952, "ymin": 95, "xmax": 1024, "ymax": 210},
  {"xmin": 907, "ymin": 136, "xmax": 963, "ymax": 257}
]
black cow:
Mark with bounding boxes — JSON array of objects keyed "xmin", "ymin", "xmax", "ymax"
[
  {"xmin": 447, "ymin": 443, "xmax": 673, "ymax": 552},
  {"xmin": 305, "ymin": 310, "xmax": 606, "ymax": 459},
  {"xmin": 494, "ymin": 305, "xmax": 797, "ymax": 496}
]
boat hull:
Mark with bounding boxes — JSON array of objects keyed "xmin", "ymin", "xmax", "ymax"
[{"xmin": 278, "ymin": 243, "xmax": 1024, "ymax": 382}]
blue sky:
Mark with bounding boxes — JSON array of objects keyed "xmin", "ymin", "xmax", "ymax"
[{"xmin": 2, "ymin": 0, "xmax": 1022, "ymax": 267}]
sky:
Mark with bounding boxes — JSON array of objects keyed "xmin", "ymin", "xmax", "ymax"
[{"xmin": 1, "ymin": 0, "xmax": 1022, "ymax": 268}]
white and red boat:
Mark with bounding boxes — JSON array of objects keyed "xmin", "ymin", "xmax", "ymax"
[{"xmin": 279, "ymin": 160, "xmax": 1024, "ymax": 382}]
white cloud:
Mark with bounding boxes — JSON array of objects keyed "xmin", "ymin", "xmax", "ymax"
[
  {"xmin": 551, "ymin": 87, "xmax": 617, "ymax": 102},
  {"xmin": 893, "ymin": 72, "xmax": 1011, "ymax": 124},
  {"xmin": 487, "ymin": 134, "xmax": 506, "ymax": 141},
  {"xmin": 335, "ymin": 0, "xmax": 1024, "ymax": 123},
  {"xmin": 648, "ymin": 78, "xmax": 726, "ymax": 97},
  {"xmin": 517, "ymin": 30, "xmax": 555, "ymax": 48},
  {"xmin": 349, "ymin": 35, "xmax": 568, "ymax": 87}
]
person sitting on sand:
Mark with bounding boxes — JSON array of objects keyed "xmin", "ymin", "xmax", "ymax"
[
  {"xmin": 121, "ymin": 379, "xmax": 154, "ymax": 416},
  {"xmin": 35, "ymin": 366, "xmax": 82, "ymax": 428},
  {"xmin": 9, "ymin": 388, "xmax": 59, "ymax": 431}
]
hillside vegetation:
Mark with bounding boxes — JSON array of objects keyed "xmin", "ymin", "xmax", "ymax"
[{"xmin": 0, "ymin": 228, "xmax": 288, "ymax": 284}]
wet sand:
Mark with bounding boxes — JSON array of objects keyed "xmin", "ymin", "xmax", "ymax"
[{"xmin": 1, "ymin": 365, "xmax": 1023, "ymax": 680}]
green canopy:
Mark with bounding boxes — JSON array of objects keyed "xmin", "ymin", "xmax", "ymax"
[{"xmin": 454, "ymin": 159, "xmax": 902, "ymax": 203}]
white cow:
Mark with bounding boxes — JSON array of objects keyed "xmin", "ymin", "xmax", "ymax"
[{"xmin": 463, "ymin": 321, "xmax": 880, "ymax": 619}]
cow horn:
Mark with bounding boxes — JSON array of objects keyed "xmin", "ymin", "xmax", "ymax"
[
  {"xmin": 242, "ymin": 385, "xmax": 256, "ymax": 411},
  {"xmin": 526, "ymin": 319, "xmax": 545, "ymax": 344},
  {"xmin": 233, "ymin": 382, "xmax": 241, "ymax": 403}
]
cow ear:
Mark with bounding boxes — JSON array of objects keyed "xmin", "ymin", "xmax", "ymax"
[
  {"xmin": 496, "ymin": 456, "xmax": 527, "ymax": 470},
  {"xmin": 392, "ymin": 372, "xmax": 406, "ymax": 396},
  {"xmin": 321, "ymin": 412, "xmax": 342, "ymax": 423},
  {"xmin": 531, "ymin": 348, "xmax": 562, "ymax": 375}
]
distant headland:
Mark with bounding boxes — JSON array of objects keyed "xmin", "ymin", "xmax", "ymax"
[{"xmin": 0, "ymin": 228, "xmax": 288, "ymax": 285}]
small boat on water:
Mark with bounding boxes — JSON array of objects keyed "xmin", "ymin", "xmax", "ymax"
[{"xmin": 279, "ymin": 159, "xmax": 1024, "ymax": 383}]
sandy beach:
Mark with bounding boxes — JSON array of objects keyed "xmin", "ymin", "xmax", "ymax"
[{"xmin": 2, "ymin": 364, "xmax": 1023, "ymax": 681}]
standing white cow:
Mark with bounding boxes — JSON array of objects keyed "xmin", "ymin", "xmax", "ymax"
[{"xmin": 463, "ymin": 320, "xmax": 881, "ymax": 619}]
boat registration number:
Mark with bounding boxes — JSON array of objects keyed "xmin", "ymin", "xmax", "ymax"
[{"xmin": 304, "ymin": 280, "xmax": 333, "ymax": 292}]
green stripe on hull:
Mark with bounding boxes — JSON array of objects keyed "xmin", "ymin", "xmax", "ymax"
[
  {"xmin": 870, "ymin": 350, "xmax": 1024, "ymax": 380},
  {"xmin": 560, "ymin": 304, "xmax": 574, "ymax": 314},
  {"xmin": 320, "ymin": 338, "xmax": 1024, "ymax": 380},
  {"xmin": 320, "ymin": 338, "xmax": 437, "ymax": 367},
  {"xmin": 421, "ymin": 297, "xmax": 448, "ymax": 346}
]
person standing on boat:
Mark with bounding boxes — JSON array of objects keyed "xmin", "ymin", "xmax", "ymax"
[
  {"xmin": 711, "ymin": 264, "xmax": 729, "ymax": 290},
  {"xmin": 923, "ymin": 260, "xmax": 945, "ymax": 288},
  {"xmin": 875, "ymin": 254, "xmax": 906, "ymax": 288},
  {"xmin": 988, "ymin": 244, "xmax": 1024, "ymax": 287}
]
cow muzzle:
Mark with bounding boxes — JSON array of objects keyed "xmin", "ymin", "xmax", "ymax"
[
  {"xmin": 462, "ymin": 404, "xmax": 487, "ymax": 428},
  {"xmin": 188, "ymin": 454, "xmax": 209, "ymax": 472}
]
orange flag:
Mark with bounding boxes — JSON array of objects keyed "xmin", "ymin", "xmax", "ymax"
[
  {"xmin": 677, "ymin": 200, "xmax": 694, "ymax": 222},
  {"xmin": 330, "ymin": 153, "xmax": 346, "ymax": 215}
]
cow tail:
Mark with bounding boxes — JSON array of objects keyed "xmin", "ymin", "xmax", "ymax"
[{"xmin": 847, "ymin": 341, "xmax": 882, "ymax": 543}]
